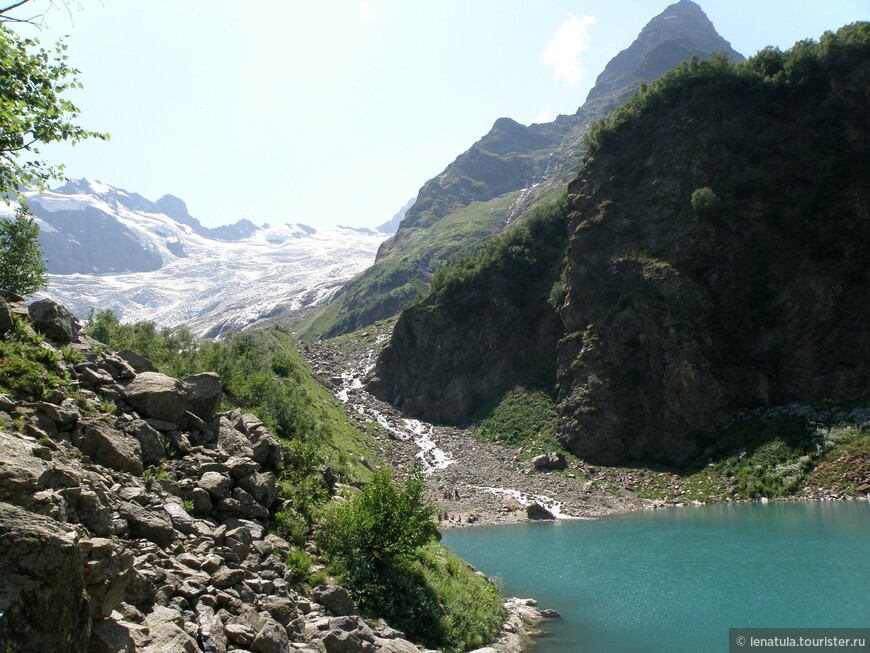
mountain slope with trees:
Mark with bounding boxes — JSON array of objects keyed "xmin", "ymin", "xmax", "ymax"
[{"xmin": 369, "ymin": 22, "xmax": 870, "ymax": 468}]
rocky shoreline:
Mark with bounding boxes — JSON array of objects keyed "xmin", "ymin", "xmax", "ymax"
[{"xmin": 304, "ymin": 334, "xmax": 870, "ymax": 532}]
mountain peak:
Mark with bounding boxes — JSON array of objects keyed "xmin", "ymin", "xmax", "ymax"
[{"xmin": 584, "ymin": 0, "xmax": 743, "ymax": 108}]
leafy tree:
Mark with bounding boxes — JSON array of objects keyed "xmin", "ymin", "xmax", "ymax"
[
  {"xmin": 0, "ymin": 203, "xmax": 46, "ymax": 294},
  {"xmin": 0, "ymin": 11, "xmax": 108, "ymax": 197},
  {"xmin": 319, "ymin": 467, "xmax": 437, "ymax": 568}
]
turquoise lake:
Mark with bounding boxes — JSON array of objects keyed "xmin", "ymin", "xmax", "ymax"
[{"xmin": 441, "ymin": 501, "xmax": 870, "ymax": 653}]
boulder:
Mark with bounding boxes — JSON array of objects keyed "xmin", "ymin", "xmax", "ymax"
[
  {"xmin": 313, "ymin": 585, "xmax": 357, "ymax": 616},
  {"xmin": 0, "ymin": 298, "xmax": 13, "ymax": 333},
  {"xmin": 322, "ymin": 616, "xmax": 376, "ymax": 653},
  {"xmin": 81, "ymin": 538, "xmax": 134, "ymax": 619},
  {"xmin": 526, "ymin": 502, "xmax": 556, "ymax": 520},
  {"xmin": 196, "ymin": 603, "xmax": 228, "ymax": 653},
  {"xmin": 217, "ymin": 418, "xmax": 255, "ymax": 460},
  {"xmin": 0, "ymin": 431, "xmax": 53, "ymax": 504},
  {"xmin": 27, "ymin": 298, "xmax": 81, "ymax": 343},
  {"xmin": 532, "ymin": 452, "xmax": 567, "ymax": 471},
  {"xmin": 118, "ymin": 501, "xmax": 175, "ymax": 547},
  {"xmin": 183, "ymin": 373, "xmax": 223, "ymax": 421},
  {"xmin": 198, "ymin": 471, "xmax": 233, "ymax": 500},
  {"xmin": 122, "ymin": 372, "xmax": 188, "ymax": 424},
  {"xmin": 139, "ymin": 605, "xmax": 199, "ymax": 653},
  {"xmin": 73, "ymin": 420, "xmax": 144, "ymax": 476},
  {"xmin": 38, "ymin": 398, "xmax": 81, "ymax": 427},
  {"xmin": 236, "ymin": 471, "xmax": 278, "ymax": 509},
  {"xmin": 89, "ymin": 614, "xmax": 150, "ymax": 653},
  {"xmin": 251, "ymin": 618, "xmax": 290, "ymax": 653},
  {"xmin": 0, "ymin": 501, "xmax": 91, "ymax": 653},
  {"xmin": 125, "ymin": 419, "xmax": 164, "ymax": 468},
  {"xmin": 117, "ymin": 348, "xmax": 156, "ymax": 374}
]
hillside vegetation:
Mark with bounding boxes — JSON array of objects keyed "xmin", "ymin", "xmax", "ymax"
[
  {"xmin": 369, "ymin": 23, "xmax": 870, "ymax": 475},
  {"xmin": 369, "ymin": 193, "xmax": 568, "ymax": 424}
]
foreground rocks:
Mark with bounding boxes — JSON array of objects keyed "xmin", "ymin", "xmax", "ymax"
[{"xmin": 0, "ymin": 297, "xmax": 433, "ymax": 653}]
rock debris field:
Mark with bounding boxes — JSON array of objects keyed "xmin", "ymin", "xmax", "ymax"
[{"xmin": 303, "ymin": 336, "xmax": 644, "ymax": 528}]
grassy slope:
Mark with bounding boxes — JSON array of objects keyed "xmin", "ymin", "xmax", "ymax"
[{"xmin": 300, "ymin": 193, "xmax": 518, "ymax": 340}]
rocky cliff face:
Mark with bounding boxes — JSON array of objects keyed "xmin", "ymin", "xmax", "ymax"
[
  {"xmin": 315, "ymin": 0, "xmax": 742, "ymax": 338},
  {"xmin": 555, "ymin": 25, "xmax": 870, "ymax": 464},
  {"xmin": 0, "ymin": 295, "xmax": 427, "ymax": 653},
  {"xmin": 368, "ymin": 24, "xmax": 870, "ymax": 467},
  {"xmin": 368, "ymin": 198, "xmax": 568, "ymax": 424}
]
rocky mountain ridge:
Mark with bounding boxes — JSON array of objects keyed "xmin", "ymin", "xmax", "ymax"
[{"xmin": 310, "ymin": 0, "xmax": 743, "ymax": 338}]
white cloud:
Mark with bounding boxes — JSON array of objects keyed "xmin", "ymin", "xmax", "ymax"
[
  {"xmin": 534, "ymin": 108, "xmax": 550, "ymax": 124},
  {"xmin": 543, "ymin": 13, "xmax": 596, "ymax": 84},
  {"xmin": 360, "ymin": 4, "xmax": 377, "ymax": 23}
]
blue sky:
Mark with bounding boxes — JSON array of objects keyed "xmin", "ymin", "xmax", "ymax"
[{"xmin": 17, "ymin": 0, "xmax": 868, "ymax": 229}]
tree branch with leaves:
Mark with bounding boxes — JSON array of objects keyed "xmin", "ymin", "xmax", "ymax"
[{"xmin": 0, "ymin": 9, "xmax": 107, "ymax": 198}]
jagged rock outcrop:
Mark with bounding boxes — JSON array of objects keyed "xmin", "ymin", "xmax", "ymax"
[
  {"xmin": 368, "ymin": 202, "xmax": 567, "ymax": 424},
  {"xmin": 555, "ymin": 24, "xmax": 870, "ymax": 464},
  {"xmin": 0, "ymin": 298, "xmax": 428, "ymax": 653}
]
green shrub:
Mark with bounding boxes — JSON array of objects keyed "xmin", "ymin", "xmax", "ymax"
[
  {"xmin": 319, "ymin": 467, "xmax": 436, "ymax": 568},
  {"xmin": 0, "ymin": 318, "xmax": 69, "ymax": 400},
  {"xmin": 283, "ymin": 547, "xmax": 312, "ymax": 584},
  {"xmin": 476, "ymin": 386, "xmax": 557, "ymax": 446},
  {"xmin": 690, "ymin": 186, "xmax": 721, "ymax": 215}
]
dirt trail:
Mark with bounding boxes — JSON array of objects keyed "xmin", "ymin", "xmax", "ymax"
[{"xmin": 302, "ymin": 335, "xmax": 646, "ymax": 528}]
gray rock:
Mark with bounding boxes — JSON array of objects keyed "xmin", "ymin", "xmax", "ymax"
[
  {"xmin": 373, "ymin": 637, "xmax": 421, "ymax": 653},
  {"xmin": 0, "ymin": 297, "xmax": 13, "ymax": 333},
  {"xmin": 73, "ymin": 419, "xmax": 144, "ymax": 476},
  {"xmin": 251, "ymin": 618, "xmax": 290, "ymax": 653},
  {"xmin": 125, "ymin": 419, "xmax": 164, "ymax": 468},
  {"xmin": 539, "ymin": 608, "xmax": 561, "ymax": 618},
  {"xmin": 323, "ymin": 615, "xmax": 377, "ymax": 653},
  {"xmin": 0, "ymin": 430, "xmax": 55, "ymax": 504},
  {"xmin": 163, "ymin": 501, "xmax": 198, "ymax": 535},
  {"xmin": 198, "ymin": 471, "xmax": 233, "ymax": 500},
  {"xmin": 140, "ymin": 605, "xmax": 199, "ymax": 653},
  {"xmin": 313, "ymin": 585, "xmax": 357, "ymax": 616},
  {"xmin": 196, "ymin": 604, "xmax": 228, "ymax": 653},
  {"xmin": 89, "ymin": 614, "xmax": 150, "ymax": 653},
  {"xmin": 38, "ymin": 398, "xmax": 81, "ymax": 427},
  {"xmin": 211, "ymin": 566, "xmax": 246, "ymax": 589},
  {"xmin": 117, "ymin": 348, "xmax": 156, "ymax": 374},
  {"xmin": 225, "ymin": 622, "xmax": 257, "ymax": 647},
  {"xmin": 82, "ymin": 539, "xmax": 134, "ymax": 618},
  {"xmin": 532, "ymin": 452, "xmax": 567, "ymax": 471},
  {"xmin": 257, "ymin": 595, "xmax": 298, "ymax": 628},
  {"xmin": 217, "ymin": 418, "xmax": 255, "ymax": 460},
  {"xmin": 236, "ymin": 471, "xmax": 278, "ymax": 509},
  {"xmin": 119, "ymin": 501, "xmax": 175, "ymax": 547},
  {"xmin": 250, "ymin": 431, "xmax": 283, "ymax": 470},
  {"xmin": 122, "ymin": 372, "xmax": 188, "ymax": 424},
  {"xmin": 526, "ymin": 502, "xmax": 556, "ymax": 520},
  {"xmin": 183, "ymin": 373, "xmax": 223, "ymax": 421},
  {"xmin": 28, "ymin": 298, "xmax": 81, "ymax": 343},
  {"xmin": 186, "ymin": 487, "xmax": 213, "ymax": 516},
  {"xmin": 0, "ymin": 501, "xmax": 91, "ymax": 652},
  {"xmin": 226, "ymin": 456, "xmax": 259, "ymax": 480}
]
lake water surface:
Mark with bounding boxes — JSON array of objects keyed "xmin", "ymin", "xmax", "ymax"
[{"xmin": 441, "ymin": 501, "xmax": 869, "ymax": 653}]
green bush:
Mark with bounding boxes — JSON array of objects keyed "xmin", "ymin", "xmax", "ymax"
[
  {"xmin": 476, "ymin": 386, "xmax": 557, "ymax": 446},
  {"xmin": 690, "ymin": 186, "xmax": 721, "ymax": 215},
  {"xmin": 319, "ymin": 467, "xmax": 436, "ymax": 568},
  {"xmin": 0, "ymin": 317, "xmax": 69, "ymax": 400}
]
